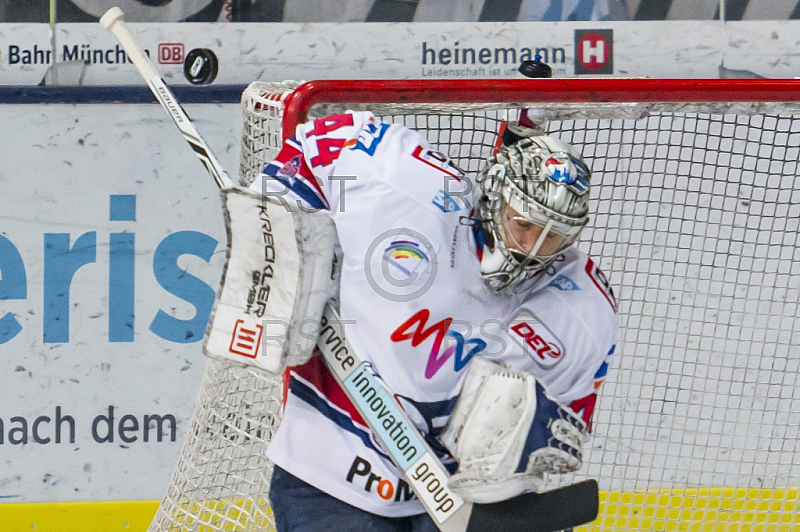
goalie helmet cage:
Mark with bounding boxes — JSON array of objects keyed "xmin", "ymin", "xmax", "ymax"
[{"xmin": 149, "ymin": 78, "xmax": 800, "ymax": 532}]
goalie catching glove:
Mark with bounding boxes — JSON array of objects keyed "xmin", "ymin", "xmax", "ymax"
[
  {"xmin": 203, "ymin": 188, "xmax": 339, "ymax": 375},
  {"xmin": 441, "ymin": 357, "xmax": 587, "ymax": 504}
]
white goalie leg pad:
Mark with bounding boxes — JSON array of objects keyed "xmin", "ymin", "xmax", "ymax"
[
  {"xmin": 441, "ymin": 357, "xmax": 586, "ymax": 504},
  {"xmin": 203, "ymin": 187, "xmax": 339, "ymax": 374}
]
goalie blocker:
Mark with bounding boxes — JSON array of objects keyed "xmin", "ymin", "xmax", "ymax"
[{"xmin": 203, "ymin": 188, "xmax": 339, "ymax": 374}]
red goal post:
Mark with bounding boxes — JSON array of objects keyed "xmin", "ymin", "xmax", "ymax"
[
  {"xmin": 277, "ymin": 78, "xmax": 800, "ymax": 139},
  {"xmin": 149, "ymin": 77, "xmax": 800, "ymax": 532}
]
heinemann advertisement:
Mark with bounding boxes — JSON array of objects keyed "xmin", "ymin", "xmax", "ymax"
[{"xmin": 1, "ymin": 20, "xmax": 800, "ymax": 87}]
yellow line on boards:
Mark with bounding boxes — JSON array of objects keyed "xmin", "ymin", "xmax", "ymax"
[
  {"xmin": 1, "ymin": 488, "xmax": 799, "ymax": 532},
  {"xmin": 0, "ymin": 501, "xmax": 158, "ymax": 532},
  {"xmin": 580, "ymin": 487, "xmax": 800, "ymax": 531}
]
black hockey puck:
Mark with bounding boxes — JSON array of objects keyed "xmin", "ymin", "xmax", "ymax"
[
  {"xmin": 519, "ymin": 57, "xmax": 552, "ymax": 79},
  {"xmin": 184, "ymin": 48, "xmax": 219, "ymax": 85}
]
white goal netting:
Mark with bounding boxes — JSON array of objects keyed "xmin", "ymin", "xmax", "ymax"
[{"xmin": 148, "ymin": 79, "xmax": 800, "ymax": 532}]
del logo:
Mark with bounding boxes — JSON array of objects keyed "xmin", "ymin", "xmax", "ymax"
[
  {"xmin": 228, "ymin": 319, "xmax": 263, "ymax": 359},
  {"xmin": 574, "ymin": 29, "xmax": 613, "ymax": 75},
  {"xmin": 391, "ymin": 309, "xmax": 487, "ymax": 379},
  {"xmin": 346, "ymin": 456, "xmax": 415, "ymax": 502},
  {"xmin": 508, "ymin": 309, "xmax": 564, "ymax": 368}
]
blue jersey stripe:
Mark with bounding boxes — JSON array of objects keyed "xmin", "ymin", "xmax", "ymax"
[{"xmin": 288, "ymin": 375, "xmax": 391, "ymax": 461}]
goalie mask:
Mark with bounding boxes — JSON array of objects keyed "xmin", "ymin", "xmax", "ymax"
[{"xmin": 474, "ymin": 136, "xmax": 591, "ymax": 293}]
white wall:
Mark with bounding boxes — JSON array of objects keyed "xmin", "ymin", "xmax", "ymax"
[{"xmin": 0, "ymin": 101, "xmax": 238, "ymax": 502}]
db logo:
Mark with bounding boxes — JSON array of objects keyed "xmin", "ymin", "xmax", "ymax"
[
  {"xmin": 158, "ymin": 43, "xmax": 185, "ymax": 65},
  {"xmin": 574, "ymin": 29, "xmax": 613, "ymax": 75},
  {"xmin": 508, "ymin": 309, "xmax": 565, "ymax": 368},
  {"xmin": 228, "ymin": 319, "xmax": 263, "ymax": 359}
]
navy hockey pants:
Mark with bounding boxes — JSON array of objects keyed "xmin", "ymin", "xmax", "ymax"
[{"xmin": 269, "ymin": 465, "xmax": 439, "ymax": 532}]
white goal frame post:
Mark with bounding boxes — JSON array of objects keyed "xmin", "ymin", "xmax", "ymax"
[{"xmin": 150, "ymin": 77, "xmax": 800, "ymax": 532}]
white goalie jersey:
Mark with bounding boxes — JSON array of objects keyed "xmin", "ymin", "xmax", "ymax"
[{"xmin": 250, "ymin": 111, "xmax": 618, "ymax": 517}]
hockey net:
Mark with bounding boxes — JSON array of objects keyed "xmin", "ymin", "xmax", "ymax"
[{"xmin": 149, "ymin": 78, "xmax": 800, "ymax": 531}]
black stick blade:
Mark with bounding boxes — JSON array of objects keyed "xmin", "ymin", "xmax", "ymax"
[{"xmin": 466, "ymin": 479, "xmax": 599, "ymax": 532}]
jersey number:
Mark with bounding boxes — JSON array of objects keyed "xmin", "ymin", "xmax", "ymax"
[
  {"xmin": 411, "ymin": 145, "xmax": 463, "ymax": 179},
  {"xmin": 309, "ymin": 114, "xmax": 355, "ymax": 167},
  {"xmin": 585, "ymin": 258, "xmax": 618, "ymax": 312},
  {"xmin": 569, "ymin": 393, "xmax": 598, "ymax": 432}
]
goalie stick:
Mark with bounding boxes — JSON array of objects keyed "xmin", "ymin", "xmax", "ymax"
[
  {"xmin": 99, "ymin": 7, "xmax": 599, "ymax": 531},
  {"xmin": 99, "ymin": 7, "xmax": 231, "ymax": 189}
]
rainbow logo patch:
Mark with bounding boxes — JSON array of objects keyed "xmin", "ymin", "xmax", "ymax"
[{"xmin": 382, "ymin": 240, "xmax": 430, "ymax": 277}]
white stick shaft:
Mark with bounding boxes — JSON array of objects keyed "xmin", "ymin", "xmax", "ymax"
[
  {"xmin": 99, "ymin": 7, "xmax": 234, "ymax": 189},
  {"xmin": 319, "ymin": 306, "xmax": 472, "ymax": 532}
]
